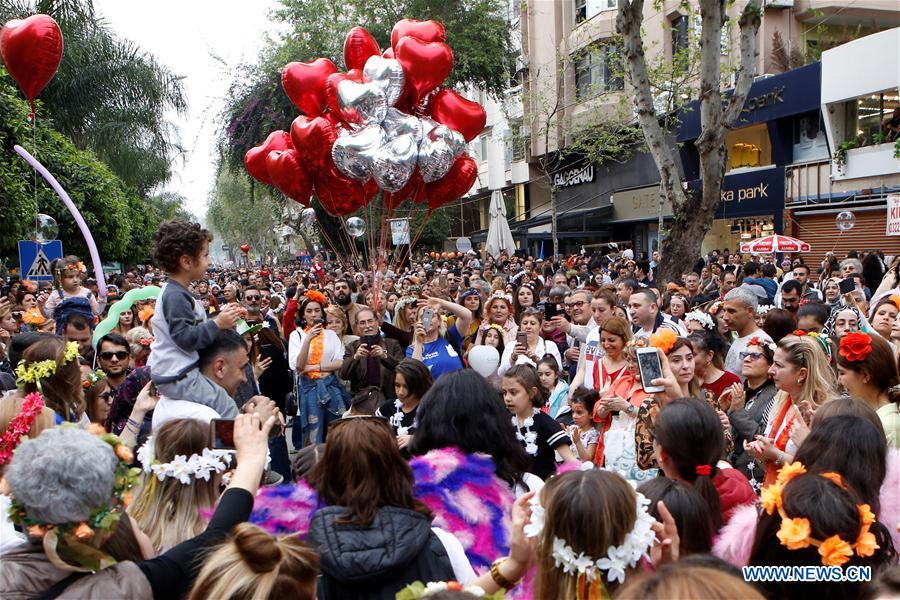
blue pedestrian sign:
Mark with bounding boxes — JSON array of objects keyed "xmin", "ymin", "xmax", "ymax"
[{"xmin": 18, "ymin": 240, "xmax": 63, "ymax": 282}]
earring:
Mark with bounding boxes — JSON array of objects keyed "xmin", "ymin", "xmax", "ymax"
[{"xmin": 797, "ymin": 378, "xmax": 802, "ymax": 384}]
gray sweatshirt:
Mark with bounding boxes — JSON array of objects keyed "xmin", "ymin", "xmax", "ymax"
[{"xmin": 148, "ymin": 280, "xmax": 219, "ymax": 383}]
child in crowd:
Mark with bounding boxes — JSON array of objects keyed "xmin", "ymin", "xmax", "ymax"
[
  {"xmin": 502, "ymin": 364, "xmax": 575, "ymax": 479},
  {"xmin": 148, "ymin": 221, "xmax": 243, "ymax": 417},
  {"xmin": 537, "ymin": 354, "xmax": 570, "ymax": 423},
  {"xmin": 375, "ymin": 359, "xmax": 433, "ymax": 451},
  {"xmin": 43, "ymin": 255, "xmax": 103, "ymax": 318},
  {"xmin": 567, "ymin": 387, "xmax": 599, "ymax": 462}
]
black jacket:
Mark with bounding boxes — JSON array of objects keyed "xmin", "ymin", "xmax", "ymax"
[
  {"xmin": 338, "ymin": 336, "xmax": 404, "ymax": 397},
  {"xmin": 308, "ymin": 505, "xmax": 455, "ymax": 600}
]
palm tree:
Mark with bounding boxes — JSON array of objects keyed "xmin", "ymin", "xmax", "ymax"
[{"xmin": 0, "ymin": 0, "xmax": 186, "ymax": 195}]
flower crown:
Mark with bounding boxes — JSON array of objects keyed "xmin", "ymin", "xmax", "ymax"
[
  {"xmin": 626, "ymin": 337, "xmax": 650, "ymax": 349},
  {"xmin": 748, "ymin": 336, "xmax": 777, "ymax": 353},
  {"xmin": 487, "ymin": 290, "xmax": 513, "ymax": 305},
  {"xmin": 524, "ymin": 467, "xmax": 657, "ymax": 586},
  {"xmin": 649, "ymin": 329, "xmax": 678, "ymax": 354},
  {"xmin": 395, "ymin": 296, "xmax": 418, "ymax": 311},
  {"xmin": 684, "ymin": 310, "xmax": 714, "ymax": 331},
  {"xmin": 303, "ymin": 290, "xmax": 328, "ymax": 307},
  {"xmin": 756, "ymin": 304, "xmax": 774, "ymax": 316},
  {"xmin": 15, "ymin": 341, "xmax": 80, "ymax": 385},
  {"xmin": 760, "ymin": 462, "xmax": 878, "ymax": 566},
  {"xmin": 59, "ymin": 262, "xmax": 86, "ymax": 275},
  {"xmin": 82, "ymin": 370, "xmax": 107, "ymax": 390},
  {"xmin": 8, "ymin": 424, "xmax": 140, "ymax": 572},
  {"xmin": 839, "ymin": 331, "xmax": 872, "ymax": 363},
  {"xmin": 396, "ymin": 581, "xmax": 502, "ymax": 600},
  {"xmin": 791, "ymin": 330, "xmax": 832, "ymax": 357},
  {"xmin": 136, "ymin": 436, "xmax": 232, "ymax": 485},
  {"xmin": 0, "ymin": 392, "xmax": 46, "ymax": 466}
]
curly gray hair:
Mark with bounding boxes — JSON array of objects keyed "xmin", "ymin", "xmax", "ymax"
[{"xmin": 6, "ymin": 427, "xmax": 118, "ymax": 524}]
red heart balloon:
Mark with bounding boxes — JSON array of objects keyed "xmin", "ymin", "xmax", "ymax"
[
  {"xmin": 343, "ymin": 26, "xmax": 380, "ymax": 71},
  {"xmin": 426, "ymin": 155, "xmax": 477, "ymax": 210},
  {"xmin": 290, "ymin": 115, "xmax": 337, "ymax": 171},
  {"xmin": 391, "ymin": 18, "xmax": 446, "ymax": 49},
  {"xmin": 323, "ymin": 68, "xmax": 364, "ymax": 122},
  {"xmin": 382, "ymin": 47, "xmax": 395, "ymax": 59},
  {"xmin": 429, "ymin": 89, "xmax": 487, "ymax": 143},
  {"xmin": 281, "ymin": 58, "xmax": 338, "ymax": 116},
  {"xmin": 244, "ymin": 130, "xmax": 292, "ymax": 185},
  {"xmin": 385, "ymin": 168, "xmax": 426, "ymax": 209},
  {"xmin": 240, "ymin": 244, "xmax": 250, "ymax": 253},
  {"xmin": 395, "ymin": 37, "xmax": 453, "ymax": 105},
  {"xmin": 0, "ymin": 15, "xmax": 63, "ymax": 107},
  {"xmin": 314, "ymin": 160, "xmax": 368, "ymax": 216},
  {"xmin": 266, "ymin": 149, "xmax": 313, "ymax": 206}
]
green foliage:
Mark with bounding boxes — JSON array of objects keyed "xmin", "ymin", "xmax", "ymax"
[
  {"xmin": 0, "ymin": 0, "xmax": 187, "ymax": 196},
  {"xmin": 0, "ymin": 73, "xmax": 143, "ymax": 264},
  {"xmin": 207, "ymin": 167, "xmax": 289, "ymax": 257},
  {"xmin": 219, "ymin": 0, "xmax": 514, "ymax": 173}
]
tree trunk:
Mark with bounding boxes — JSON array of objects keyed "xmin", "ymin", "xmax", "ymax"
[
  {"xmin": 550, "ymin": 185, "xmax": 559, "ymax": 259},
  {"xmin": 617, "ymin": 0, "xmax": 760, "ymax": 285}
]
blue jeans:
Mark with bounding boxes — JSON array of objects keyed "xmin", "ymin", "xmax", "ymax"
[{"xmin": 294, "ymin": 374, "xmax": 349, "ymax": 447}]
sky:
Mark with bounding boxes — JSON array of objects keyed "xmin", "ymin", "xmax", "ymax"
[{"xmin": 94, "ymin": 0, "xmax": 281, "ymax": 218}]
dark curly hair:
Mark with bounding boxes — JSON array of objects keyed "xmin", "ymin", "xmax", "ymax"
[{"xmin": 153, "ymin": 220, "xmax": 212, "ymax": 273}]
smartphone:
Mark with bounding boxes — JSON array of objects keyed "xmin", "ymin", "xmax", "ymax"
[
  {"xmin": 543, "ymin": 302, "xmax": 560, "ymax": 321},
  {"xmin": 362, "ymin": 334, "xmax": 380, "ymax": 348},
  {"xmin": 210, "ymin": 419, "xmax": 236, "ymax": 450},
  {"xmin": 516, "ymin": 331, "xmax": 528, "ymax": 347},
  {"xmin": 838, "ymin": 278, "xmax": 856, "ymax": 295},
  {"xmin": 422, "ymin": 308, "xmax": 434, "ymax": 331},
  {"xmin": 636, "ymin": 346, "xmax": 665, "ymax": 394}
]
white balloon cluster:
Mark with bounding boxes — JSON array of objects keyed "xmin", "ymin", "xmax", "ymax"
[{"xmin": 331, "ymin": 55, "xmax": 466, "ymax": 192}]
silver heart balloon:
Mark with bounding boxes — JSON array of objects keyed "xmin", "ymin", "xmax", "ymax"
[
  {"xmin": 331, "ymin": 125, "xmax": 385, "ymax": 181},
  {"xmin": 420, "ymin": 117, "xmax": 438, "ymax": 140},
  {"xmin": 373, "ymin": 134, "xmax": 418, "ymax": 192},
  {"xmin": 382, "ymin": 107, "xmax": 423, "ymax": 143},
  {"xmin": 418, "ymin": 135, "xmax": 455, "ymax": 183},
  {"xmin": 363, "ymin": 55, "xmax": 405, "ymax": 107},
  {"xmin": 429, "ymin": 124, "xmax": 466, "ymax": 158},
  {"xmin": 337, "ymin": 80, "xmax": 388, "ymax": 128}
]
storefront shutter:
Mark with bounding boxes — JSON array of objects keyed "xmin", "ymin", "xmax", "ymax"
[{"xmin": 790, "ymin": 207, "xmax": 899, "ymax": 268}]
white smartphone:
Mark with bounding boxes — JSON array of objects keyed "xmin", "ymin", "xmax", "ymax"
[{"xmin": 636, "ymin": 346, "xmax": 665, "ymax": 393}]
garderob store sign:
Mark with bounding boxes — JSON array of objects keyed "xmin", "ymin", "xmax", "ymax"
[{"xmin": 888, "ymin": 195, "xmax": 900, "ymax": 236}]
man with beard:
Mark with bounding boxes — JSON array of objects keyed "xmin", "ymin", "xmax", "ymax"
[
  {"xmin": 334, "ymin": 279, "xmax": 364, "ymax": 336},
  {"xmin": 96, "ymin": 332, "xmax": 132, "ymax": 393}
]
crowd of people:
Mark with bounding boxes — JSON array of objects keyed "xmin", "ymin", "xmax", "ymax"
[{"xmin": 0, "ymin": 219, "xmax": 899, "ymax": 599}]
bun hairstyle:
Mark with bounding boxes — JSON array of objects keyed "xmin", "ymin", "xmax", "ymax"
[
  {"xmin": 652, "ymin": 397, "xmax": 725, "ymax": 530},
  {"xmin": 190, "ymin": 523, "xmax": 319, "ymax": 600}
]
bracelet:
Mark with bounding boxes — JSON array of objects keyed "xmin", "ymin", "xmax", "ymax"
[
  {"xmin": 490, "ymin": 558, "xmax": 519, "ymax": 590},
  {"xmin": 126, "ymin": 417, "xmax": 142, "ymax": 431}
]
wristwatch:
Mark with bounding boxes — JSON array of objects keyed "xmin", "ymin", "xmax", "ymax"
[{"xmin": 626, "ymin": 404, "xmax": 637, "ymax": 415}]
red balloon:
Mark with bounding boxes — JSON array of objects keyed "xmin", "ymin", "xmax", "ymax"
[
  {"xmin": 385, "ymin": 168, "xmax": 426, "ymax": 209},
  {"xmin": 244, "ymin": 130, "xmax": 292, "ymax": 185},
  {"xmin": 290, "ymin": 115, "xmax": 337, "ymax": 171},
  {"xmin": 323, "ymin": 68, "xmax": 364, "ymax": 122},
  {"xmin": 429, "ymin": 89, "xmax": 487, "ymax": 143},
  {"xmin": 281, "ymin": 58, "xmax": 338, "ymax": 116},
  {"xmin": 391, "ymin": 18, "xmax": 446, "ymax": 49},
  {"xmin": 0, "ymin": 15, "xmax": 63, "ymax": 109},
  {"xmin": 395, "ymin": 37, "xmax": 453, "ymax": 105},
  {"xmin": 314, "ymin": 161, "xmax": 368, "ymax": 216},
  {"xmin": 240, "ymin": 244, "xmax": 250, "ymax": 253},
  {"xmin": 343, "ymin": 26, "xmax": 380, "ymax": 71},
  {"xmin": 426, "ymin": 155, "xmax": 477, "ymax": 210},
  {"xmin": 382, "ymin": 47, "xmax": 395, "ymax": 59},
  {"xmin": 266, "ymin": 149, "xmax": 312, "ymax": 206}
]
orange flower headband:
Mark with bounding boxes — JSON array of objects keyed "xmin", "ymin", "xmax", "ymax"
[
  {"xmin": 303, "ymin": 290, "xmax": 329, "ymax": 307},
  {"xmin": 649, "ymin": 329, "xmax": 678, "ymax": 354},
  {"xmin": 760, "ymin": 462, "xmax": 878, "ymax": 566},
  {"xmin": 838, "ymin": 331, "xmax": 872, "ymax": 363}
]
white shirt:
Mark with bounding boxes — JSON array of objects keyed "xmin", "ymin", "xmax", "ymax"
[
  {"xmin": 151, "ymin": 395, "xmax": 220, "ymax": 430},
  {"xmin": 497, "ymin": 336, "xmax": 562, "ymax": 377},
  {"xmin": 288, "ymin": 328, "xmax": 344, "ymax": 372},
  {"xmin": 432, "ymin": 528, "xmax": 477, "ymax": 585}
]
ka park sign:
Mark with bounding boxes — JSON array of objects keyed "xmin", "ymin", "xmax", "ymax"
[{"xmin": 18, "ymin": 240, "xmax": 63, "ymax": 282}]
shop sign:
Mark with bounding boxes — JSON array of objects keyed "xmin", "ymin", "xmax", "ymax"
[
  {"xmin": 744, "ymin": 87, "xmax": 784, "ymax": 113},
  {"xmin": 888, "ymin": 194, "xmax": 900, "ymax": 236},
  {"xmin": 553, "ymin": 164, "xmax": 594, "ymax": 188},
  {"xmin": 685, "ymin": 166, "xmax": 785, "ymax": 220},
  {"xmin": 721, "ymin": 181, "xmax": 769, "ymax": 203}
]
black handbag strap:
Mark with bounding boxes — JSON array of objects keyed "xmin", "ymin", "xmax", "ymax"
[{"xmin": 33, "ymin": 572, "xmax": 89, "ymax": 600}]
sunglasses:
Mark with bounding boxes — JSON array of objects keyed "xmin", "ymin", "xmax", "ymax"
[
  {"xmin": 244, "ymin": 295, "xmax": 261, "ymax": 301},
  {"xmin": 739, "ymin": 351, "xmax": 764, "ymax": 361},
  {"xmin": 99, "ymin": 351, "xmax": 129, "ymax": 361}
]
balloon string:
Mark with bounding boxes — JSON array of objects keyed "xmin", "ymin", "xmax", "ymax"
[
  {"xmin": 32, "ymin": 107, "xmax": 38, "ymax": 241},
  {"xmin": 393, "ymin": 209, "xmax": 430, "ymax": 274}
]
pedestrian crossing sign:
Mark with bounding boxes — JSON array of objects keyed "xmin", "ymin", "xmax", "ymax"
[{"xmin": 18, "ymin": 240, "xmax": 63, "ymax": 282}]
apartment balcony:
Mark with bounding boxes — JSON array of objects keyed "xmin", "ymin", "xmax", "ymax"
[{"xmin": 794, "ymin": 1, "xmax": 900, "ymax": 27}]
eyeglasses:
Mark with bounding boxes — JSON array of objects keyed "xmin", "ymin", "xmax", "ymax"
[
  {"xmin": 739, "ymin": 351, "xmax": 764, "ymax": 361},
  {"xmin": 99, "ymin": 351, "xmax": 129, "ymax": 361},
  {"xmin": 565, "ymin": 300, "xmax": 587, "ymax": 310},
  {"xmin": 244, "ymin": 295, "xmax": 261, "ymax": 301}
]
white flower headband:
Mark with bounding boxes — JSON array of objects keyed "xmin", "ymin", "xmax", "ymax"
[
  {"xmin": 487, "ymin": 291, "xmax": 513, "ymax": 305},
  {"xmin": 524, "ymin": 466, "xmax": 657, "ymax": 585},
  {"xmin": 684, "ymin": 310, "xmax": 714, "ymax": 331},
  {"xmin": 136, "ymin": 436, "xmax": 232, "ymax": 485},
  {"xmin": 395, "ymin": 296, "xmax": 418, "ymax": 311},
  {"xmin": 756, "ymin": 304, "xmax": 774, "ymax": 316}
]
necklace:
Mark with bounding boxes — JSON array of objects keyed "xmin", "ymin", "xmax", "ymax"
[
  {"xmin": 391, "ymin": 399, "xmax": 416, "ymax": 436},
  {"xmin": 513, "ymin": 409, "xmax": 539, "ymax": 456}
]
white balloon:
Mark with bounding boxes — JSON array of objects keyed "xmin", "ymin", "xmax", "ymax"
[{"xmin": 468, "ymin": 345, "xmax": 500, "ymax": 378}]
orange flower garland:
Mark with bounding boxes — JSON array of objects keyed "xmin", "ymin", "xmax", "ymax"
[{"xmin": 649, "ymin": 329, "xmax": 678, "ymax": 354}]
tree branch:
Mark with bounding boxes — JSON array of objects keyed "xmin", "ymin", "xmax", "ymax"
[{"xmin": 723, "ymin": 0, "xmax": 762, "ymax": 125}]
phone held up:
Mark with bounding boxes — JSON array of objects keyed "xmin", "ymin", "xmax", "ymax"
[
  {"xmin": 210, "ymin": 419, "xmax": 235, "ymax": 450},
  {"xmin": 636, "ymin": 346, "xmax": 665, "ymax": 393},
  {"xmin": 421, "ymin": 308, "xmax": 434, "ymax": 331}
]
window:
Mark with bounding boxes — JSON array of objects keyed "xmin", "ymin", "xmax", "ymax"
[
  {"xmin": 671, "ymin": 14, "xmax": 689, "ymax": 57},
  {"xmin": 575, "ymin": 0, "xmax": 587, "ymax": 23},
  {"xmin": 575, "ymin": 0, "xmax": 616, "ymax": 24},
  {"xmin": 574, "ymin": 43, "xmax": 624, "ymax": 101},
  {"xmin": 842, "ymin": 90, "xmax": 900, "ymax": 147}
]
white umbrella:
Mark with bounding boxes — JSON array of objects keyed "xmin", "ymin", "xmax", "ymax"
[{"xmin": 485, "ymin": 190, "xmax": 516, "ymax": 259}]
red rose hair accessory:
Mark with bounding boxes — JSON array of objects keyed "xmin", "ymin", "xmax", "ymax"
[
  {"xmin": 0, "ymin": 393, "xmax": 46, "ymax": 465},
  {"xmin": 792, "ymin": 329, "xmax": 807, "ymax": 337},
  {"xmin": 839, "ymin": 332, "xmax": 872, "ymax": 363}
]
